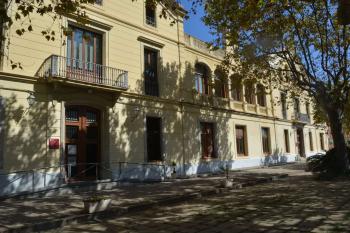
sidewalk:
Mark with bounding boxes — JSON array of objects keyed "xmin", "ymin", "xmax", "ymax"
[{"xmin": 0, "ymin": 163, "xmax": 307, "ymax": 233}]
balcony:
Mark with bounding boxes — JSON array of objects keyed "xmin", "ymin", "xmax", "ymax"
[
  {"xmin": 293, "ymin": 113, "xmax": 310, "ymax": 124},
  {"xmin": 184, "ymin": 34, "xmax": 225, "ymax": 58},
  {"xmin": 36, "ymin": 55, "xmax": 128, "ymax": 91}
]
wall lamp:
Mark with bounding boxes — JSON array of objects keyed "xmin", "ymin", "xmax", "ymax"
[{"xmin": 27, "ymin": 92, "xmax": 36, "ymax": 106}]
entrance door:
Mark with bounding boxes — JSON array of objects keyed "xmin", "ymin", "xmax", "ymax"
[
  {"xmin": 200, "ymin": 122, "xmax": 216, "ymax": 159},
  {"xmin": 296, "ymin": 128, "xmax": 305, "ymax": 157},
  {"xmin": 65, "ymin": 106, "xmax": 100, "ymax": 180},
  {"xmin": 146, "ymin": 117, "xmax": 162, "ymax": 161}
]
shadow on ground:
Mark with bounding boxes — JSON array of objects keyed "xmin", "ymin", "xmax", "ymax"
[{"xmin": 47, "ymin": 165, "xmax": 350, "ymax": 233}]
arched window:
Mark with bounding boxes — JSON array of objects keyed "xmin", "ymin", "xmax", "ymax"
[
  {"xmin": 214, "ymin": 69, "xmax": 228, "ymax": 98},
  {"xmin": 194, "ymin": 63, "xmax": 211, "ymax": 95},
  {"xmin": 244, "ymin": 82, "xmax": 255, "ymax": 104},
  {"xmin": 256, "ymin": 84, "xmax": 266, "ymax": 106},
  {"xmin": 231, "ymin": 76, "xmax": 243, "ymax": 101}
]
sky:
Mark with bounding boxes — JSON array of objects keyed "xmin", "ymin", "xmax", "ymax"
[{"xmin": 179, "ymin": 1, "xmax": 213, "ymax": 42}]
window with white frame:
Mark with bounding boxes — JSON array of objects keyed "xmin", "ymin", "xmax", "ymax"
[{"xmin": 194, "ymin": 63, "xmax": 211, "ymax": 95}]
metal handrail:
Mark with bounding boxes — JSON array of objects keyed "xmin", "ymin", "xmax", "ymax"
[
  {"xmin": 0, "ymin": 161, "xmax": 166, "ymax": 176},
  {"xmin": 35, "ymin": 55, "xmax": 128, "ymax": 90},
  {"xmin": 0, "ymin": 161, "xmax": 169, "ymax": 195}
]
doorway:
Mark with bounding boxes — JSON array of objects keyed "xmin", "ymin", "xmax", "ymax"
[
  {"xmin": 146, "ymin": 117, "xmax": 162, "ymax": 162},
  {"xmin": 65, "ymin": 106, "xmax": 101, "ymax": 180},
  {"xmin": 296, "ymin": 128, "xmax": 305, "ymax": 157}
]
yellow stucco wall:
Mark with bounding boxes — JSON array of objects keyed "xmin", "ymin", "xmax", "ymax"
[{"xmin": 0, "ymin": 0, "xmax": 328, "ymax": 173}]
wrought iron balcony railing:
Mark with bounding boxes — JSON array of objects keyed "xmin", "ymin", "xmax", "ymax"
[
  {"xmin": 36, "ymin": 55, "xmax": 128, "ymax": 90},
  {"xmin": 294, "ymin": 112, "xmax": 310, "ymax": 124}
]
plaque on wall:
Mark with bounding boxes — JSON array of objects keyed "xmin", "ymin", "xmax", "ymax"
[{"xmin": 67, "ymin": 144, "xmax": 77, "ymax": 155}]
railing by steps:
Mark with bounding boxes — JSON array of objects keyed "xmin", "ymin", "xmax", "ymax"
[
  {"xmin": 0, "ymin": 162, "xmax": 168, "ymax": 197},
  {"xmin": 36, "ymin": 55, "xmax": 128, "ymax": 90},
  {"xmin": 294, "ymin": 113, "xmax": 310, "ymax": 124}
]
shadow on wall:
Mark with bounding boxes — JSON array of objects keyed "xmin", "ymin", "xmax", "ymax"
[
  {"xmin": 261, "ymin": 148, "xmax": 292, "ymax": 166},
  {"xmin": 110, "ymin": 59, "xmax": 234, "ymax": 179},
  {"xmin": 0, "ymin": 91, "xmax": 62, "ymax": 196}
]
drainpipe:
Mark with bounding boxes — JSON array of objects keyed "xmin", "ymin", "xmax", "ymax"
[
  {"xmin": 176, "ymin": 16, "xmax": 186, "ymax": 177},
  {"xmin": 269, "ymin": 84, "xmax": 278, "ymax": 155}
]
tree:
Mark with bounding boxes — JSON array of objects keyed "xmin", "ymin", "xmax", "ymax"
[{"xmin": 202, "ymin": 0, "xmax": 350, "ymax": 173}]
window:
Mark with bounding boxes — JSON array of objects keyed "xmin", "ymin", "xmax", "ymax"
[
  {"xmin": 195, "ymin": 63, "xmax": 211, "ymax": 95},
  {"xmin": 200, "ymin": 122, "xmax": 216, "ymax": 159},
  {"xmin": 284, "ymin": 129, "xmax": 290, "ymax": 153},
  {"xmin": 144, "ymin": 48, "xmax": 159, "ymax": 96},
  {"xmin": 231, "ymin": 79, "xmax": 243, "ymax": 101},
  {"xmin": 95, "ymin": 0, "xmax": 102, "ymax": 5},
  {"xmin": 256, "ymin": 84, "xmax": 266, "ymax": 106},
  {"xmin": 309, "ymin": 131, "xmax": 314, "ymax": 151},
  {"xmin": 145, "ymin": 0, "xmax": 156, "ymax": 27},
  {"xmin": 281, "ymin": 92, "xmax": 287, "ymax": 119},
  {"xmin": 306, "ymin": 102, "xmax": 310, "ymax": 118},
  {"xmin": 261, "ymin": 127, "xmax": 271, "ymax": 155},
  {"xmin": 320, "ymin": 133, "xmax": 325, "ymax": 150},
  {"xmin": 244, "ymin": 82, "xmax": 255, "ymax": 104},
  {"xmin": 214, "ymin": 70, "xmax": 228, "ymax": 98},
  {"xmin": 235, "ymin": 125, "xmax": 247, "ymax": 156},
  {"xmin": 67, "ymin": 26, "xmax": 102, "ymax": 70},
  {"xmin": 294, "ymin": 98, "xmax": 300, "ymax": 115}
]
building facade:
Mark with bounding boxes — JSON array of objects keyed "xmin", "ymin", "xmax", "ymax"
[{"xmin": 0, "ymin": 0, "xmax": 328, "ymax": 195}]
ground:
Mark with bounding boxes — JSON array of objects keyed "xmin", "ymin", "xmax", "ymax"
[{"xmin": 47, "ymin": 168, "xmax": 350, "ymax": 233}]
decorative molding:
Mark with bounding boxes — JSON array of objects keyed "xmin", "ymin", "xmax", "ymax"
[
  {"xmin": 137, "ymin": 36, "xmax": 165, "ymax": 48},
  {"xmin": 86, "ymin": 17, "xmax": 113, "ymax": 31}
]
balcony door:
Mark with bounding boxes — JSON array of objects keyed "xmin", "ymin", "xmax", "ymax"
[
  {"xmin": 67, "ymin": 26, "xmax": 102, "ymax": 82},
  {"xmin": 65, "ymin": 106, "xmax": 101, "ymax": 180},
  {"xmin": 144, "ymin": 48, "xmax": 159, "ymax": 96}
]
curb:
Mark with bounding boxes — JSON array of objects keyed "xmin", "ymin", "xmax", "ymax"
[{"xmin": 1, "ymin": 174, "xmax": 288, "ymax": 233}]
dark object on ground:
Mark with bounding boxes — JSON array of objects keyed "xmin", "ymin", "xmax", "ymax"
[{"xmin": 306, "ymin": 148, "xmax": 350, "ymax": 178}]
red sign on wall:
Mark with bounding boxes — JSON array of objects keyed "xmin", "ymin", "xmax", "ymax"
[{"xmin": 49, "ymin": 138, "xmax": 60, "ymax": 149}]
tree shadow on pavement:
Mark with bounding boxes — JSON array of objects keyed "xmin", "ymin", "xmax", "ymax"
[{"xmin": 50, "ymin": 175, "xmax": 350, "ymax": 233}]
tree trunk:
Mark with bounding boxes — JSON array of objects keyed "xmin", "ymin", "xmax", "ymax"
[{"xmin": 327, "ymin": 107, "xmax": 349, "ymax": 173}]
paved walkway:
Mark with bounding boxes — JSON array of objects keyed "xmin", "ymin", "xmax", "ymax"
[
  {"xmin": 47, "ymin": 164, "xmax": 350, "ymax": 233},
  {"xmin": 0, "ymin": 163, "xmax": 305, "ymax": 232}
]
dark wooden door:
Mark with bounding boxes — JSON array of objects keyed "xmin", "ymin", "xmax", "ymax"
[
  {"xmin": 146, "ymin": 117, "xmax": 162, "ymax": 161},
  {"xmin": 201, "ymin": 122, "xmax": 215, "ymax": 159},
  {"xmin": 65, "ymin": 106, "xmax": 100, "ymax": 180},
  {"xmin": 296, "ymin": 128, "xmax": 305, "ymax": 157}
]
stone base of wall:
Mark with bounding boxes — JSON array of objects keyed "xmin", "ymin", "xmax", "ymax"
[
  {"xmin": 0, "ymin": 171, "xmax": 64, "ymax": 197},
  {"xmin": 183, "ymin": 154, "xmax": 298, "ymax": 177},
  {"xmin": 0, "ymin": 154, "xmax": 299, "ymax": 197}
]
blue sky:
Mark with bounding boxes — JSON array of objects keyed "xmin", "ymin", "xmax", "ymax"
[{"xmin": 179, "ymin": 1, "xmax": 213, "ymax": 42}]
